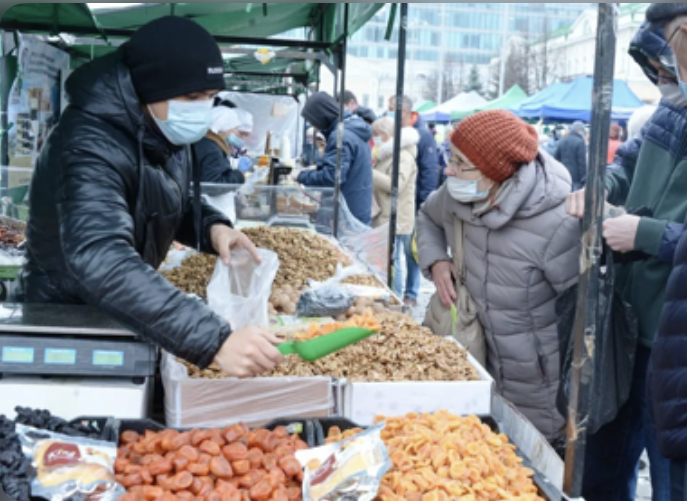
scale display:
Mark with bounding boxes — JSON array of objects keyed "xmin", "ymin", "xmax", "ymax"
[
  {"xmin": 93, "ymin": 350, "xmax": 124, "ymax": 367},
  {"xmin": 2, "ymin": 346, "xmax": 34, "ymax": 363},
  {"xmin": 44, "ymin": 348, "xmax": 77, "ymax": 365}
]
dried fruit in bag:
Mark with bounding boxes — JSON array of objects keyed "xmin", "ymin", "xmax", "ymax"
[{"xmin": 16, "ymin": 423, "xmax": 125, "ymax": 501}]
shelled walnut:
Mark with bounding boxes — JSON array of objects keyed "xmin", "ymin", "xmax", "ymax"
[
  {"xmin": 161, "ymin": 253, "xmax": 216, "ymax": 299},
  {"xmin": 182, "ymin": 310, "xmax": 480, "ymax": 383},
  {"xmin": 242, "ymin": 227, "xmax": 351, "ymax": 289}
]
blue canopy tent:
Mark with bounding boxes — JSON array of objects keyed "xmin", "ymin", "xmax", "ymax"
[
  {"xmin": 512, "ymin": 76, "xmax": 644, "ymax": 122},
  {"xmin": 511, "ymin": 82, "xmax": 570, "ymax": 119}
]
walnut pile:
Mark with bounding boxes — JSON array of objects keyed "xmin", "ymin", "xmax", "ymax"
[
  {"xmin": 182, "ymin": 310, "xmax": 480, "ymax": 382},
  {"xmin": 242, "ymin": 227, "xmax": 352, "ymax": 289},
  {"xmin": 269, "ymin": 284, "xmax": 303, "ymax": 316},
  {"xmin": 161, "ymin": 253, "xmax": 216, "ymax": 299},
  {"xmin": 341, "ymin": 274, "xmax": 385, "ymax": 288}
]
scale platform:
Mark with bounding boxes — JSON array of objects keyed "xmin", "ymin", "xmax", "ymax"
[{"xmin": 0, "ymin": 303, "xmax": 157, "ymax": 378}]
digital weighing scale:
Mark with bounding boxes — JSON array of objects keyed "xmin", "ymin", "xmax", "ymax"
[{"xmin": 0, "ymin": 303, "xmax": 156, "ymax": 420}]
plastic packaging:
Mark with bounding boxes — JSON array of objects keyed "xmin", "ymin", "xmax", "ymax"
[
  {"xmin": 296, "ymin": 422, "xmax": 391, "ymax": 501},
  {"xmin": 296, "ymin": 286, "xmax": 354, "ymax": 318},
  {"xmin": 207, "ymin": 248, "xmax": 279, "ymax": 330},
  {"xmin": 15, "ymin": 424, "xmax": 124, "ymax": 501}
]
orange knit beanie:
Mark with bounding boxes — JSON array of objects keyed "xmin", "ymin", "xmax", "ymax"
[{"xmin": 450, "ymin": 110, "xmax": 539, "ymax": 183}]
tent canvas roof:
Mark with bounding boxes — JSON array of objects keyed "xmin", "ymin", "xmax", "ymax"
[
  {"xmin": 451, "ymin": 85, "xmax": 528, "ymax": 121},
  {"xmin": 1, "ymin": 3, "xmax": 383, "ymax": 45},
  {"xmin": 421, "ymin": 91, "xmax": 487, "ymax": 123},
  {"xmin": 514, "ymin": 76, "xmax": 644, "ymax": 122},
  {"xmin": 414, "ymin": 100, "xmax": 436, "ymax": 113}
]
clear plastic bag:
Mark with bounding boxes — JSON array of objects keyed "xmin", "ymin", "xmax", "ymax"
[
  {"xmin": 207, "ymin": 248, "xmax": 279, "ymax": 330},
  {"xmin": 296, "ymin": 285, "xmax": 354, "ymax": 318},
  {"xmin": 15, "ymin": 424, "xmax": 124, "ymax": 501},
  {"xmin": 296, "ymin": 422, "xmax": 391, "ymax": 501}
]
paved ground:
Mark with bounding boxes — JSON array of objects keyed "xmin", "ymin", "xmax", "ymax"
[{"xmin": 409, "ymin": 277, "xmax": 653, "ymax": 501}]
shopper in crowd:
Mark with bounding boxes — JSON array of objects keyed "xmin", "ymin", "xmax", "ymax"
[
  {"xmin": 342, "ymin": 90, "xmax": 358, "ymax": 113},
  {"xmin": 554, "ymin": 120, "xmax": 587, "ymax": 190},
  {"xmin": 195, "ymin": 106, "xmax": 248, "ymax": 184},
  {"xmin": 16, "ymin": 17, "xmax": 284, "ymax": 379},
  {"xmin": 370, "ymin": 116, "xmax": 419, "ymax": 298},
  {"xmin": 388, "ymin": 94, "xmax": 438, "ymax": 307},
  {"xmin": 566, "ymin": 8, "xmax": 687, "ymax": 500},
  {"xmin": 646, "ymin": 5, "xmax": 687, "ymax": 501},
  {"xmin": 607, "ymin": 123, "xmax": 623, "ymax": 164},
  {"xmin": 417, "ymin": 110, "xmax": 580, "ymax": 443},
  {"xmin": 292, "ymin": 92, "xmax": 373, "ymax": 225},
  {"xmin": 610, "ymin": 20, "xmax": 677, "ymax": 180}
]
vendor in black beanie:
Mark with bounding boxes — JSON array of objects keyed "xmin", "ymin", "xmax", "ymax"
[{"xmin": 18, "ymin": 16, "xmax": 285, "ymax": 378}]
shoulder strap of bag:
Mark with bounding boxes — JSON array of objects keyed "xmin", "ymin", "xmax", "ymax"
[{"xmin": 453, "ymin": 217, "xmax": 466, "ymax": 282}]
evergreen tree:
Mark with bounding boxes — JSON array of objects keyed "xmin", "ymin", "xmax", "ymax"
[{"xmin": 466, "ymin": 65, "xmax": 483, "ymax": 94}]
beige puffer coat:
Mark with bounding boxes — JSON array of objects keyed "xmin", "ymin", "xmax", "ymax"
[
  {"xmin": 372, "ymin": 127, "xmax": 419, "ymax": 235},
  {"xmin": 417, "ymin": 151, "xmax": 580, "ymax": 440}
]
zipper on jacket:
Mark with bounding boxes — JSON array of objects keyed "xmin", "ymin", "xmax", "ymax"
[{"xmin": 481, "ymin": 228, "xmax": 506, "ymax": 386}]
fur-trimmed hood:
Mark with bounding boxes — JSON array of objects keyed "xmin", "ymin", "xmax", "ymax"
[{"xmin": 377, "ymin": 126, "xmax": 420, "ymax": 162}]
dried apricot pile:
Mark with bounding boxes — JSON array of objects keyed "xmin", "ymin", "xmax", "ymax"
[
  {"xmin": 294, "ymin": 312, "xmax": 381, "ymax": 341},
  {"xmin": 326, "ymin": 411, "xmax": 545, "ymax": 501},
  {"xmin": 115, "ymin": 424, "xmax": 307, "ymax": 501}
]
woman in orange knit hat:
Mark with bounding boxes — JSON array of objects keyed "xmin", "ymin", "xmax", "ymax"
[{"xmin": 416, "ymin": 110, "xmax": 581, "ymax": 446}]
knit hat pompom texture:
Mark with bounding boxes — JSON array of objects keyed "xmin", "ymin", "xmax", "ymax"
[
  {"xmin": 450, "ymin": 110, "xmax": 539, "ymax": 183},
  {"xmin": 123, "ymin": 16, "xmax": 225, "ymax": 104}
]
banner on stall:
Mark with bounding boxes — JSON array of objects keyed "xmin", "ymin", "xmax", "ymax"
[{"xmin": 7, "ymin": 33, "xmax": 70, "ymax": 187}]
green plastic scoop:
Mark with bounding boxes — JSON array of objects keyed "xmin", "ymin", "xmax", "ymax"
[{"xmin": 277, "ymin": 327, "xmax": 378, "ymax": 362}]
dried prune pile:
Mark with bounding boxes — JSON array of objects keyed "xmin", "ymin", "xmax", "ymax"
[{"xmin": 0, "ymin": 407, "xmax": 105, "ymax": 501}]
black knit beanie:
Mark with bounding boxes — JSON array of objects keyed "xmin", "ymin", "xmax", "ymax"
[
  {"xmin": 646, "ymin": 3, "xmax": 687, "ymax": 28},
  {"xmin": 123, "ymin": 16, "xmax": 225, "ymax": 104},
  {"xmin": 302, "ymin": 92, "xmax": 340, "ymax": 131}
]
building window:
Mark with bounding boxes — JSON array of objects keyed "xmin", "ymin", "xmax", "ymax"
[
  {"xmin": 378, "ymin": 95, "xmax": 385, "ymax": 109},
  {"xmin": 363, "ymin": 94, "xmax": 370, "ymax": 107}
]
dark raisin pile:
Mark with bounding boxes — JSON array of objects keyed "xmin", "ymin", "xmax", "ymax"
[{"xmin": 0, "ymin": 408, "xmax": 105, "ymax": 501}]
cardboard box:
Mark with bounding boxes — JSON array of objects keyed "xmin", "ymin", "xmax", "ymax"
[
  {"xmin": 341, "ymin": 352, "xmax": 493, "ymax": 425},
  {"xmin": 161, "ymin": 353, "xmax": 334, "ymax": 428}
]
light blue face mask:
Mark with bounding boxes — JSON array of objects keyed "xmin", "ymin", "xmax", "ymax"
[
  {"xmin": 227, "ymin": 133, "xmax": 245, "ymax": 149},
  {"xmin": 679, "ymin": 79, "xmax": 687, "ymax": 102},
  {"xmin": 148, "ymin": 99, "xmax": 213, "ymax": 146},
  {"xmin": 446, "ymin": 176, "xmax": 491, "ymax": 203}
]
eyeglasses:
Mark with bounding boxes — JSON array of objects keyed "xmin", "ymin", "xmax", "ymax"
[{"xmin": 657, "ymin": 25, "xmax": 680, "ymax": 76}]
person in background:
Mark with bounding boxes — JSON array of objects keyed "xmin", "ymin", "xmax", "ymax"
[
  {"xmin": 566, "ymin": 8, "xmax": 687, "ymax": 500},
  {"xmin": 388, "ymin": 94, "xmax": 439, "ymax": 307},
  {"xmin": 195, "ymin": 107, "xmax": 246, "ymax": 185},
  {"xmin": 303, "ymin": 127, "xmax": 326, "ymax": 166},
  {"xmin": 291, "ymin": 92, "xmax": 373, "ymax": 225},
  {"xmin": 607, "ymin": 123, "xmax": 623, "ymax": 164},
  {"xmin": 554, "ymin": 121, "xmax": 587, "ymax": 190},
  {"xmin": 417, "ymin": 110, "xmax": 579, "ymax": 444},
  {"xmin": 17, "ymin": 16, "xmax": 283, "ymax": 379},
  {"xmin": 342, "ymin": 90, "xmax": 358, "ymax": 113},
  {"xmin": 645, "ymin": 5, "xmax": 687, "ymax": 501},
  {"xmin": 370, "ymin": 116, "xmax": 419, "ymax": 298}
]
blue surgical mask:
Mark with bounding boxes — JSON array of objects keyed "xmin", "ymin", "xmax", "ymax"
[
  {"xmin": 446, "ymin": 176, "xmax": 491, "ymax": 203},
  {"xmin": 227, "ymin": 133, "xmax": 245, "ymax": 149},
  {"xmin": 148, "ymin": 99, "xmax": 213, "ymax": 146},
  {"xmin": 679, "ymin": 78, "xmax": 687, "ymax": 102}
]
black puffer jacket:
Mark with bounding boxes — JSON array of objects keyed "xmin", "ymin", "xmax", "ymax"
[{"xmin": 17, "ymin": 48, "xmax": 232, "ymax": 369}]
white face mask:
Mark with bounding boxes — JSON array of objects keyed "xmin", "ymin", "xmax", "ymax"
[
  {"xmin": 446, "ymin": 176, "xmax": 491, "ymax": 203},
  {"xmin": 373, "ymin": 136, "xmax": 383, "ymax": 146},
  {"xmin": 659, "ymin": 82, "xmax": 686, "ymax": 105},
  {"xmin": 149, "ymin": 99, "xmax": 213, "ymax": 146}
]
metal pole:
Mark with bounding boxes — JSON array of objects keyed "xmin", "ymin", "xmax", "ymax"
[
  {"xmin": 1, "ymin": 30, "xmax": 10, "ymax": 170},
  {"xmin": 498, "ymin": 2, "xmax": 510, "ymax": 97},
  {"xmin": 332, "ymin": 3, "xmax": 349, "ymax": 239},
  {"xmin": 563, "ymin": 3, "xmax": 617, "ymax": 497},
  {"xmin": 437, "ymin": 3, "xmax": 445, "ymax": 103},
  {"xmin": 387, "ymin": 3, "xmax": 408, "ymax": 289}
]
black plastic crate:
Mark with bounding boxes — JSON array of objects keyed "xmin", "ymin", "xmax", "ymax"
[{"xmin": 312, "ymin": 416, "xmax": 570, "ymax": 501}]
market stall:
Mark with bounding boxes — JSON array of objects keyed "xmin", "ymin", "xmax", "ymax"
[{"xmin": 0, "ymin": 2, "xmax": 622, "ymax": 499}]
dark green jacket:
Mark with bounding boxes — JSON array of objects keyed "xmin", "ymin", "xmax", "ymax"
[{"xmin": 606, "ymin": 100, "xmax": 687, "ymax": 347}]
